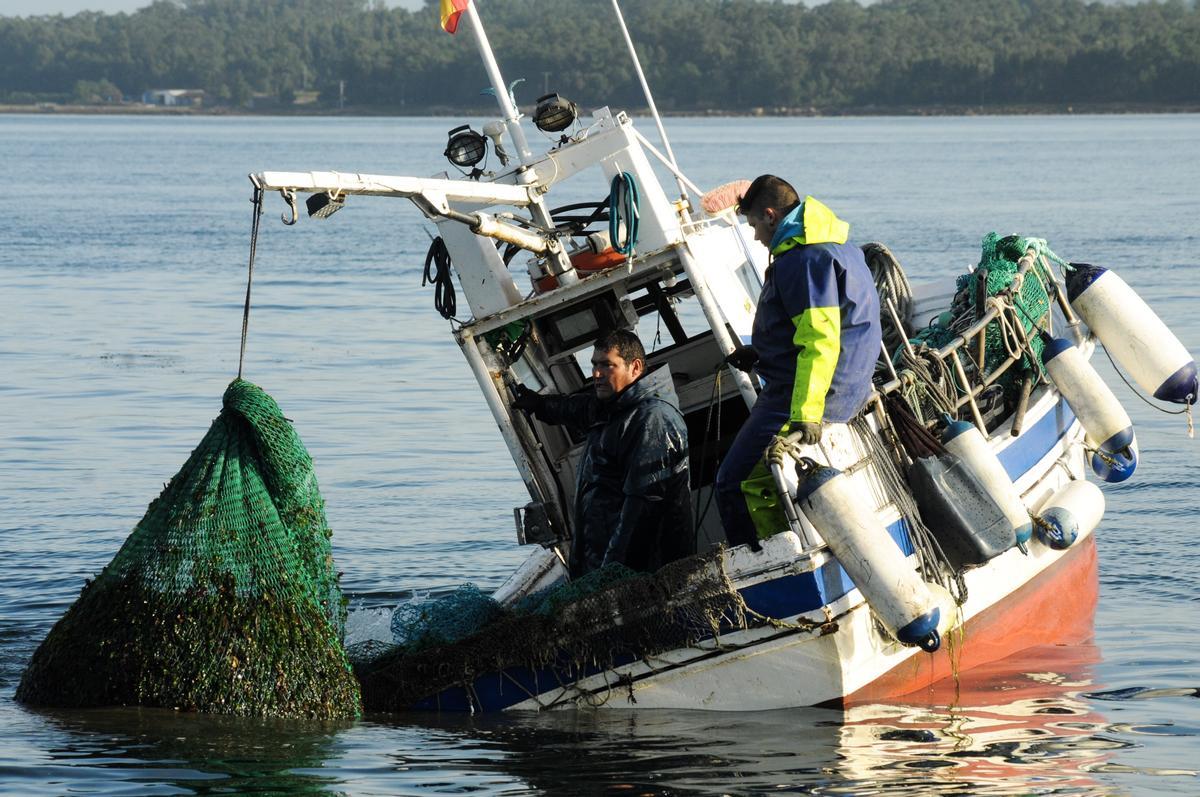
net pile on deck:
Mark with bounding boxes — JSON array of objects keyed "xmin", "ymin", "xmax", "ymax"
[
  {"xmin": 350, "ymin": 549, "xmax": 748, "ymax": 712},
  {"xmin": 16, "ymin": 380, "xmax": 361, "ymax": 719},
  {"xmin": 903, "ymin": 232, "xmax": 1055, "ymax": 422}
]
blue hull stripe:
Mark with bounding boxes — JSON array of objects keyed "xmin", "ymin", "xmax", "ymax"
[{"xmin": 997, "ymin": 398, "xmax": 1075, "ymax": 480}]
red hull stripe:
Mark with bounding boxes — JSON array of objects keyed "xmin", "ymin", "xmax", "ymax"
[{"xmin": 844, "ymin": 536, "xmax": 1099, "ymax": 706}]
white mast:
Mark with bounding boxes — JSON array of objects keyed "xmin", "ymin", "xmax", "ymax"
[
  {"xmin": 462, "ymin": 1, "xmax": 577, "ymax": 283},
  {"xmin": 610, "ymin": 0, "xmax": 691, "ymax": 209},
  {"xmin": 463, "ymin": 1, "xmax": 533, "ymax": 165}
]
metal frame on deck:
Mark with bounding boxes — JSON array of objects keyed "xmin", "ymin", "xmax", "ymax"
[{"xmin": 875, "ymin": 250, "xmax": 1082, "ymax": 433}]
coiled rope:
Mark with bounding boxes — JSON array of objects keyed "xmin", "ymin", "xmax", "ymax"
[
  {"xmin": 897, "ymin": 345, "xmax": 959, "ymax": 424},
  {"xmin": 863, "ymin": 242, "xmax": 913, "ymax": 359},
  {"xmin": 423, "ymin": 236, "xmax": 458, "ymax": 321},
  {"xmin": 609, "ymin": 171, "xmax": 640, "ymax": 256}
]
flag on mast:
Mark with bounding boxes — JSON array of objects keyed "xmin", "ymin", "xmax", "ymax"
[{"xmin": 440, "ymin": 0, "xmax": 470, "ymax": 34}]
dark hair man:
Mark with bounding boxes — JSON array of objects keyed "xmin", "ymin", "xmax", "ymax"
[
  {"xmin": 512, "ymin": 329, "xmax": 694, "ymax": 577},
  {"xmin": 717, "ymin": 175, "xmax": 882, "ymax": 548}
]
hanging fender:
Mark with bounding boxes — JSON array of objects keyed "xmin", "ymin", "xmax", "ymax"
[
  {"xmin": 1042, "ymin": 336, "xmax": 1134, "ymax": 458},
  {"xmin": 1035, "ymin": 479, "xmax": 1105, "ymax": 550},
  {"xmin": 1066, "ymin": 264, "xmax": 1197, "ymax": 405},
  {"xmin": 1087, "ymin": 433, "xmax": 1138, "ymax": 483},
  {"xmin": 942, "ymin": 418, "xmax": 1033, "ymax": 545},
  {"xmin": 795, "ymin": 461, "xmax": 947, "ymax": 652}
]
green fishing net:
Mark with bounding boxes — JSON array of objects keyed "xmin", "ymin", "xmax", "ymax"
[
  {"xmin": 16, "ymin": 380, "xmax": 361, "ymax": 719},
  {"xmin": 959, "ymin": 232, "xmax": 1054, "ymax": 380}
]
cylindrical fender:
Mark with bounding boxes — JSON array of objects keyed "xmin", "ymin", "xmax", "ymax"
[
  {"xmin": 796, "ymin": 464, "xmax": 942, "ymax": 652},
  {"xmin": 1067, "ymin": 264, "xmax": 1197, "ymax": 405},
  {"xmin": 1035, "ymin": 479, "xmax": 1105, "ymax": 550},
  {"xmin": 942, "ymin": 419, "xmax": 1033, "ymax": 545},
  {"xmin": 1088, "ymin": 433, "xmax": 1138, "ymax": 483},
  {"xmin": 1042, "ymin": 337, "xmax": 1133, "ymax": 456}
]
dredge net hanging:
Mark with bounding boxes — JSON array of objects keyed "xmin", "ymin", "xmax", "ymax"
[{"xmin": 16, "ymin": 379, "xmax": 361, "ymax": 719}]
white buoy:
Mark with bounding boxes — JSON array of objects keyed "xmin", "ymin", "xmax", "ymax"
[
  {"xmin": 1067, "ymin": 264, "xmax": 1197, "ymax": 404},
  {"xmin": 1035, "ymin": 479, "xmax": 1105, "ymax": 550},
  {"xmin": 795, "ymin": 463, "xmax": 943, "ymax": 651},
  {"xmin": 1042, "ymin": 336, "xmax": 1134, "ymax": 456},
  {"xmin": 942, "ymin": 419, "xmax": 1033, "ymax": 544}
]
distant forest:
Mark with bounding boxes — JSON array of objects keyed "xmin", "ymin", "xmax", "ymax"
[{"xmin": 2, "ymin": 0, "xmax": 1198, "ymax": 111}]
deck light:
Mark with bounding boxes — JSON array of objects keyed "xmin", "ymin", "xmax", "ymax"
[
  {"xmin": 306, "ymin": 192, "xmax": 345, "ymax": 219},
  {"xmin": 445, "ymin": 125, "xmax": 487, "ymax": 168},
  {"xmin": 533, "ymin": 93, "xmax": 578, "ymax": 133},
  {"xmin": 482, "ymin": 120, "xmax": 510, "ymax": 167}
]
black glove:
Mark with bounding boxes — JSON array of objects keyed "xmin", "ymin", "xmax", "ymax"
[
  {"xmin": 787, "ymin": 421, "xmax": 822, "ymax": 446},
  {"xmin": 510, "ymin": 383, "xmax": 543, "ymax": 414},
  {"xmin": 725, "ymin": 345, "xmax": 759, "ymax": 373}
]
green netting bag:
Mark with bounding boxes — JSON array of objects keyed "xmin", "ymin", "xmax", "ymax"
[
  {"xmin": 961, "ymin": 232, "xmax": 1054, "ymax": 382},
  {"xmin": 16, "ymin": 380, "xmax": 361, "ymax": 719}
]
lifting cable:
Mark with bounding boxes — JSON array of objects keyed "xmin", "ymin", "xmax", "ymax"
[
  {"xmin": 237, "ymin": 187, "xmax": 264, "ymax": 380},
  {"xmin": 693, "ymin": 363, "xmax": 725, "ymax": 528}
]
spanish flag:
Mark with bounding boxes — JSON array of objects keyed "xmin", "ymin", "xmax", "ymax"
[{"xmin": 441, "ymin": 0, "xmax": 470, "ymax": 34}]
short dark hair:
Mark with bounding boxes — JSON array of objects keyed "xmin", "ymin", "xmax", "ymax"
[
  {"xmin": 738, "ymin": 174, "xmax": 800, "ymax": 216},
  {"xmin": 594, "ymin": 328, "xmax": 645, "ymax": 365}
]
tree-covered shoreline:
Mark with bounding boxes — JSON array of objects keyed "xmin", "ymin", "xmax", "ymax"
[{"xmin": 2, "ymin": 0, "xmax": 1197, "ymax": 113}]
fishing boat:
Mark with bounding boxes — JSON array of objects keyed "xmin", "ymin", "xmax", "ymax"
[{"xmin": 241, "ymin": 2, "xmax": 1196, "ymax": 712}]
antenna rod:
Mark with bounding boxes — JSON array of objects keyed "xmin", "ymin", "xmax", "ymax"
[
  {"xmin": 464, "ymin": 1, "xmax": 533, "ymax": 165},
  {"xmin": 610, "ymin": 0, "xmax": 690, "ymax": 207},
  {"xmin": 461, "ymin": 0, "xmax": 578, "ymax": 283}
]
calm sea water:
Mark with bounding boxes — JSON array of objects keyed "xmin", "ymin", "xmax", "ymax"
[{"xmin": 1, "ymin": 112, "xmax": 1198, "ymax": 796}]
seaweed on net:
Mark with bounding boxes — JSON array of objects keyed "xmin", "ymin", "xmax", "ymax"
[
  {"xmin": 15, "ymin": 380, "xmax": 361, "ymax": 720},
  {"xmin": 352, "ymin": 550, "xmax": 748, "ymax": 712}
]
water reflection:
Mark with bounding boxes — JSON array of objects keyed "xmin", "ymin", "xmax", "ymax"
[
  {"xmin": 10, "ymin": 621, "xmax": 1191, "ymax": 794},
  {"xmin": 831, "ymin": 644, "xmax": 1118, "ymax": 795},
  {"xmin": 377, "ymin": 642, "xmax": 1132, "ymax": 796},
  {"xmin": 29, "ymin": 706, "xmax": 348, "ymax": 796}
]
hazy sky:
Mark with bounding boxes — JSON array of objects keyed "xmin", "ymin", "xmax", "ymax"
[{"xmin": 0, "ymin": 0, "xmax": 424, "ymax": 15}]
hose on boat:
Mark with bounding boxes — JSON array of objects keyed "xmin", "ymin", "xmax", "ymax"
[
  {"xmin": 609, "ymin": 171, "xmax": 640, "ymax": 256},
  {"xmin": 423, "ymin": 236, "xmax": 458, "ymax": 320}
]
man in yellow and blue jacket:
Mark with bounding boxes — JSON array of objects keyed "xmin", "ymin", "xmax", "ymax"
[{"xmin": 716, "ymin": 175, "xmax": 882, "ymax": 548}]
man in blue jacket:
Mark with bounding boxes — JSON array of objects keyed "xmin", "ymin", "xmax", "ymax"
[
  {"xmin": 716, "ymin": 175, "xmax": 882, "ymax": 548},
  {"xmin": 512, "ymin": 329, "xmax": 694, "ymax": 577}
]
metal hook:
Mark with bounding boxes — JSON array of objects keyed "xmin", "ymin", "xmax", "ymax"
[{"xmin": 279, "ymin": 189, "xmax": 298, "ymax": 226}]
